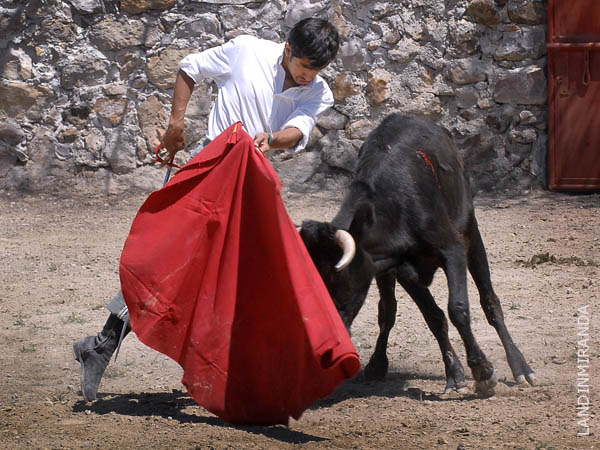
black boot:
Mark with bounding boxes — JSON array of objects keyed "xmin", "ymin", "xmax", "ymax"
[{"xmin": 72, "ymin": 313, "xmax": 131, "ymax": 401}]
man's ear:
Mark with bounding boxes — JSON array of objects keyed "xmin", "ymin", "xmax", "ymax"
[{"xmin": 348, "ymin": 203, "xmax": 375, "ymax": 240}]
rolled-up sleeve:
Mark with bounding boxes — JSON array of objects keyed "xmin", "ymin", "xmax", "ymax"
[
  {"xmin": 281, "ymin": 85, "xmax": 334, "ymax": 152},
  {"xmin": 178, "ymin": 38, "xmax": 238, "ymax": 85}
]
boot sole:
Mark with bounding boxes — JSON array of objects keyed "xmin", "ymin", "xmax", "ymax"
[{"xmin": 72, "ymin": 342, "xmax": 94, "ymax": 402}]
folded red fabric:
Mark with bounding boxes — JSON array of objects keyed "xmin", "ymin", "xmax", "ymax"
[{"xmin": 119, "ymin": 122, "xmax": 360, "ymax": 425}]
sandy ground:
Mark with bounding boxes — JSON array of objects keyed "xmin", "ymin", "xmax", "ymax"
[{"xmin": 0, "ymin": 184, "xmax": 598, "ymax": 449}]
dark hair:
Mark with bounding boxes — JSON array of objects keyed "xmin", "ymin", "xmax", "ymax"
[{"xmin": 287, "ymin": 18, "xmax": 340, "ymax": 69}]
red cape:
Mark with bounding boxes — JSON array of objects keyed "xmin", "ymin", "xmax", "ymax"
[{"xmin": 119, "ymin": 123, "xmax": 360, "ymax": 425}]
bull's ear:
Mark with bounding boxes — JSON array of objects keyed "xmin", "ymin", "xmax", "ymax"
[{"xmin": 349, "ymin": 202, "xmax": 375, "ymax": 239}]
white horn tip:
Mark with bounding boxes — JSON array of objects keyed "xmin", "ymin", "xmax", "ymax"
[{"xmin": 334, "ymin": 229, "xmax": 356, "ymax": 271}]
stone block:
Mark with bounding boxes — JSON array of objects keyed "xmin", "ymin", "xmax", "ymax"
[
  {"xmin": 0, "ymin": 80, "xmax": 55, "ymax": 121},
  {"xmin": 121, "ymin": 0, "xmax": 176, "ymax": 14},
  {"xmin": 67, "ymin": 0, "xmax": 102, "ymax": 15},
  {"xmin": 367, "ymin": 68, "xmax": 392, "ymax": 105},
  {"xmin": 467, "ymin": 0, "xmax": 502, "ymax": 26},
  {"xmin": 495, "ymin": 28, "xmax": 546, "ymax": 61},
  {"xmin": 507, "ymin": 0, "xmax": 546, "ymax": 25},
  {"xmin": 493, "ymin": 66, "xmax": 547, "ymax": 105},
  {"xmin": 448, "ymin": 57, "xmax": 488, "ymax": 85},
  {"xmin": 147, "ymin": 47, "xmax": 190, "ymax": 90},
  {"xmin": 90, "ymin": 18, "xmax": 146, "ymax": 51},
  {"xmin": 93, "ymin": 97, "xmax": 130, "ymax": 126}
]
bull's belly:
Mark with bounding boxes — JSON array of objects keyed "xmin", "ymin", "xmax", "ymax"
[{"xmin": 395, "ymin": 254, "xmax": 441, "ymax": 287}]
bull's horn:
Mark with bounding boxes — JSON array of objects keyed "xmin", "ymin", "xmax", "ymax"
[{"xmin": 334, "ymin": 230, "xmax": 356, "ymax": 271}]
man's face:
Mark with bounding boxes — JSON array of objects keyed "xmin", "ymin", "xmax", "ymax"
[{"xmin": 284, "ymin": 43, "xmax": 324, "ymax": 86}]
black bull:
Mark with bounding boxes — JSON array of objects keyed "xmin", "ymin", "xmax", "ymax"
[{"xmin": 300, "ymin": 114, "xmax": 536, "ymax": 396}]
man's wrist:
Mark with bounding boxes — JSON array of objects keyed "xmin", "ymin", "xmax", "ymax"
[
  {"xmin": 268, "ymin": 133, "xmax": 274, "ymax": 146},
  {"xmin": 169, "ymin": 117, "xmax": 185, "ymax": 127}
]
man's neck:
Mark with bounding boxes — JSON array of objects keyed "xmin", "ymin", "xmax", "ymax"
[
  {"xmin": 281, "ymin": 51, "xmax": 299, "ymax": 91},
  {"xmin": 283, "ymin": 75, "xmax": 298, "ymax": 91}
]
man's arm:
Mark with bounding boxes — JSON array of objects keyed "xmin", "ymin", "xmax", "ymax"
[
  {"xmin": 160, "ymin": 70, "xmax": 195, "ymax": 160},
  {"xmin": 254, "ymin": 127, "xmax": 303, "ymax": 153},
  {"xmin": 262, "ymin": 81, "xmax": 334, "ymax": 153}
]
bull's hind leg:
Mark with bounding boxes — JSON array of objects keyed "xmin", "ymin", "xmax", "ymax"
[
  {"xmin": 467, "ymin": 219, "xmax": 536, "ymax": 386},
  {"xmin": 442, "ymin": 243, "xmax": 497, "ymax": 397},
  {"xmin": 364, "ymin": 272, "xmax": 397, "ymax": 380},
  {"xmin": 398, "ymin": 278, "xmax": 467, "ymax": 394}
]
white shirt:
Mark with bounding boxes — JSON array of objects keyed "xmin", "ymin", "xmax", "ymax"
[{"xmin": 178, "ymin": 35, "xmax": 334, "ymax": 151}]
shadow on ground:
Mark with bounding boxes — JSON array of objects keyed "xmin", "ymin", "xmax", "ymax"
[
  {"xmin": 72, "ymin": 390, "xmax": 327, "ymax": 444},
  {"xmin": 71, "ymin": 368, "xmax": 486, "ymax": 443}
]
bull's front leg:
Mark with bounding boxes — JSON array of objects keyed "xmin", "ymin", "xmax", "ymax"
[
  {"xmin": 364, "ymin": 272, "xmax": 397, "ymax": 380},
  {"xmin": 398, "ymin": 279, "xmax": 467, "ymax": 394},
  {"xmin": 443, "ymin": 244, "xmax": 497, "ymax": 397}
]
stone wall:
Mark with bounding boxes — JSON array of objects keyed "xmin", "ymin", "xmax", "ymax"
[{"xmin": 0, "ymin": 0, "xmax": 548, "ymax": 194}]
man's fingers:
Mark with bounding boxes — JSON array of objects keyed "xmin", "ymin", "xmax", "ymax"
[
  {"xmin": 155, "ymin": 143, "xmax": 176, "ymax": 167},
  {"xmin": 255, "ymin": 141, "xmax": 271, "ymax": 154}
]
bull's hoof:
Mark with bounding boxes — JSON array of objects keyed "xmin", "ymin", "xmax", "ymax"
[
  {"xmin": 516, "ymin": 372, "xmax": 537, "ymax": 387},
  {"xmin": 474, "ymin": 370, "xmax": 497, "ymax": 398},
  {"xmin": 443, "ymin": 374, "xmax": 467, "ymax": 395},
  {"xmin": 443, "ymin": 359, "xmax": 466, "ymax": 394},
  {"xmin": 364, "ymin": 360, "xmax": 388, "ymax": 381},
  {"xmin": 443, "ymin": 383, "xmax": 469, "ymax": 395}
]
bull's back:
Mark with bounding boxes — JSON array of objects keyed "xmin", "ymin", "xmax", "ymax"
[{"xmin": 350, "ymin": 114, "xmax": 473, "ymax": 235}]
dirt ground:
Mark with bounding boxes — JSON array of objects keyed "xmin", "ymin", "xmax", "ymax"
[{"xmin": 0, "ymin": 184, "xmax": 598, "ymax": 450}]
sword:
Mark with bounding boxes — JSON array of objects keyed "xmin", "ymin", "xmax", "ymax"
[
  {"xmin": 163, "ymin": 165, "xmax": 172, "ymax": 186},
  {"xmin": 155, "ymin": 144, "xmax": 180, "ymax": 187}
]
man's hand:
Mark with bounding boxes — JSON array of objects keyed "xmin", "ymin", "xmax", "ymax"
[
  {"xmin": 254, "ymin": 132, "xmax": 273, "ymax": 154},
  {"xmin": 158, "ymin": 70, "xmax": 195, "ymax": 163},
  {"xmin": 159, "ymin": 121, "xmax": 185, "ymax": 162}
]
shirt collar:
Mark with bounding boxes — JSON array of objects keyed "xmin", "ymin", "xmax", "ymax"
[{"xmin": 276, "ymin": 42, "xmax": 286, "ymax": 66}]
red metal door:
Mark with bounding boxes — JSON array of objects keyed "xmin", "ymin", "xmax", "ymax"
[
  {"xmin": 549, "ymin": 1, "xmax": 600, "ymax": 42},
  {"xmin": 548, "ymin": 0, "xmax": 600, "ymax": 191}
]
